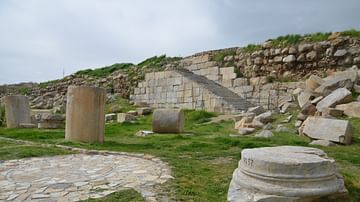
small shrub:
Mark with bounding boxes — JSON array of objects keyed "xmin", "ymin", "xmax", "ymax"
[
  {"xmin": 304, "ymin": 32, "xmax": 331, "ymax": 42},
  {"xmin": 212, "ymin": 50, "xmax": 236, "ymax": 63},
  {"xmin": 243, "ymin": 44, "xmax": 261, "ymax": 52},
  {"xmin": 341, "ymin": 29, "xmax": 360, "ymax": 38}
]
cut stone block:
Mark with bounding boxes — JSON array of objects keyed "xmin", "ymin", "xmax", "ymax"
[
  {"xmin": 105, "ymin": 113, "xmax": 117, "ymax": 122},
  {"xmin": 305, "ymin": 75, "xmax": 324, "ymax": 91},
  {"xmin": 4, "ymin": 95, "xmax": 31, "ymax": 128},
  {"xmin": 316, "ymin": 88, "xmax": 352, "ymax": 112},
  {"xmin": 302, "ymin": 116, "xmax": 353, "ymax": 145},
  {"xmin": 117, "ymin": 113, "xmax": 136, "ymax": 123},
  {"xmin": 38, "ymin": 122, "xmax": 63, "ymax": 129},
  {"xmin": 254, "ymin": 111, "xmax": 273, "ymax": 124},
  {"xmin": 136, "ymin": 107, "xmax": 152, "ymax": 115},
  {"xmin": 239, "ymin": 128, "xmax": 255, "ymax": 135},
  {"xmin": 310, "ymin": 140, "xmax": 336, "ymax": 147},
  {"xmin": 315, "ymin": 76, "xmax": 353, "ymax": 96},
  {"xmin": 19, "ymin": 123, "xmax": 36, "ymax": 128},
  {"xmin": 152, "ymin": 109, "xmax": 184, "ymax": 133},
  {"xmin": 297, "ymin": 91, "xmax": 313, "ymax": 108},
  {"xmin": 247, "ymin": 106, "xmax": 265, "ymax": 116},
  {"xmin": 255, "ymin": 130, "xmax": 273, "ymax": 138},
  {"xmin": 228, "ymin": 146, "xmax": 348, "ymax": 202},
  {"xmin": 336, "ymin": 102, "xmax": 360, "ymax": 118},
  {"xmin": 321, "ymin": 108, "xmax": 344, "ymax": 118},
  {"xmin": 65, "ymin": 86, "xmax": 106, "ymax": 144}
]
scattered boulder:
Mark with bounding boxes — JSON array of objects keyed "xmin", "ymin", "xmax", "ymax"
[
  {"xmin": 135, "ymin": 130, "xmax": 154, "ymax": 137},
  {"xmin": 302, "ymin": 116, "xmax": 353, "ymax": 145},
  {"xmin": 282, "ymin": 55, "xmax": 296, "ymax": 63},
  {"xmin": 334, "ymin": 49, "xmax": 347, "ymax": 57},
  {"xmin": 254, "ymin": 111, "xmax": 273, "ymax": 124},
  {"xmin": 336, "ymin": 102, "xmax": 360, "ymax": 118},
  {"xmin": 315, "ymin": 76, "xmax": 353, "ymax": 96},
  {"xmin": 136, "ymin": 107, "xmax": 152, "ymax": 115},
  {"xmin": 310, "ymin": 140, "xmax": 336, "ymax": 147},
  {"xmin": 238, "ymin": 128, "xmax": 255, "ymax": 135},
  {"xmin": 316, "ymin": 88, "xmax": 352, "ymax": 112},
  {"xmin": 300, "ymin": 102, "xmax": 317, "ymax": 116},
  {"xmin": 276, "ymin": 124, "xmax": 291, "ymax": 132},
  {"xmin": 255, "ymin": 130, "xmax": 273, "ymax": 138},
  {"xmin": 297, "ymin": 91, "xmax": 314, "ymax": 108},
  {"xmin": 247, "ymin": 106, "xmax": 265, "ymax": 116},
  {"xmin": 305, "ymin": 75, "xmax": 324, "ymax": 91},
  {"xmin": 321, "ymin": 108, "xmax": 344, "ymax": 118},
  {"xmin": 105, "ymin": 113, "xmax": 117, "ymax": 122},
  {"xmin": 117, "ymin": 113, "xmax": 136, "ymax": 123},
  {"xmin": 234, "ymin": 116, "xmax": 253, "ymax": 129},
  {"xmin": 228, "ymin": 146, "xmax": 348, "ymax": 202},
  {"xmin": 263, "ymin": 123, "xmax": 272, "ymax": 130}
]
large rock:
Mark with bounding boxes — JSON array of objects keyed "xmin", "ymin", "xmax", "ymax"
[
  {"xmin": 234, "ymin": 116, "xmax": 253, "ymax": 129},
  {"xmin": 316, "ymin": 88, "xmax": 352, "ymax": 112},
  {"xmin": 255, "ymin": 130, "xmax": 273, "ymax": 138},
  {"xmin": 4, "ymin": 95, "xmax": 31, "ymax": 128},
  {"xmin": 152, "ymin": 109, "xmax": 184, "ymax": 133},
  {"xmin": 253, "ymin": 111, "xmax": 273, "ymax": 124},
  {"xmin": 336, "ymin": 101, "xmax": 360, "ymax": 118},
  {"xmin": 65, "ymin": 86, "xmax": 106, "ymax": 143},
  {"xmin": 228, "ymin": 146, "xmax": 348, "ymax": 202},
  {"xmin": 117, "ymin": 113, "xmax": 136, "ymax": 123},
  {"xmin": 136, "ymin": 107, "xmax": 152, "ymax": 115},
  {"xmin": 315, "ymin": 76, "xmax": 353, "ymax": 96},
  {"xmin": 305, "ymin": 75, "xmax": 324, "ymax": 91},
  {"xmin": 297, "ymin": 91, "xmax": 314, "ymax": 108},
  {"xmin": 302, "ymin": 116, "xmax": 353, "ymax": 145},
  {"xmin": 247, "ymin": 106, "xmax": 265, "ymax": 116}
]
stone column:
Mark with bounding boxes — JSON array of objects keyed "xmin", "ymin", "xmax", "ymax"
[
  {"xmin": 228, "ymin": 146, "xmax": 349, "ymax": 202},
  {"xmin": 65, "ymin": 86, "xmax": 106, "ymax": 143},
  {"xmin": 152, "ymin": 109, "xmax": 184, "ymax": 133},
  {"xmin": 4, "ymin": 95, "xmax": 31, "ymax": 128}
]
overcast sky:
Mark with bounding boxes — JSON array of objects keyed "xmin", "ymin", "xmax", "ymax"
[{"xmin": 1, "ymin": 0, "xmax": 360, "ymax": 84}]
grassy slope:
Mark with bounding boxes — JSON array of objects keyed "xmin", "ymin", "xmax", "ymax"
[{"xmin": 0, "ymin": 110, "xmax": 359, "ymax": 201}]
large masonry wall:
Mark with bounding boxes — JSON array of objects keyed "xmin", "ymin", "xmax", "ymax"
[{"xmin": 131, "ymin": 71, "xmax": 234, "ymax": 113}]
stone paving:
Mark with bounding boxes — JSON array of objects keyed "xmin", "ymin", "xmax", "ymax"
[{"xmin": 0, "ymin": 152, "xmax": 172, "ymax": 201}]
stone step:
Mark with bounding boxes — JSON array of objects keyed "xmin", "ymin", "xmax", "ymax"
[{"xmin": 175, "ymin": 68, "xmax": 253, "ymax": 111}]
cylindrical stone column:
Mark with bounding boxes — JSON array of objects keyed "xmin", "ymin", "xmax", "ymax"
[
  {"xmin": 4, "ymin": 95, "xmax": 31, "ymax": 128},
  {"xmin": 152, "ymin": 109, "xmax": 184, "ymax": 133},
  {"xmin": 65, "ymin": 86, "xmax": 106, "ymax": 143}
]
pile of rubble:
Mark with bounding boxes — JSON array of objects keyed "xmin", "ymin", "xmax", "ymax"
[{"xmin": 233, "ymin": 67, "xmax": 360, "ymax": 146}]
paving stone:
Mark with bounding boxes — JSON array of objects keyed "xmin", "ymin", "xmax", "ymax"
[{"xmin": 0, "ymin": 153, "xmax": 172, "ymax": 201}]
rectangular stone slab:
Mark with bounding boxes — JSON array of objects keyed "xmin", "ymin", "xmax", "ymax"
[{"xmin": 302, "ymin": 117, "xmax": 353, "ymax": 145}]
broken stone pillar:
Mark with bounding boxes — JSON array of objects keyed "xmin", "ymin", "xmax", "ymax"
[
  {"xmin": 228, "ymin": 146, "xmax": 348, "ymax": 202},
  {"xmin": 65, "ymin": 86, "xmax": 106, "ymax": 143},
  {"xmin": 4, "ymin": 95, "xmax": 31, "ymax": 128},
  {"xmin": 152, "ymin": 109, "xmax": 184, "ymax": 133}
]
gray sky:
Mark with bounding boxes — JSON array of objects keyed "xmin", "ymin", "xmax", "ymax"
[{"xmin": 1, "ymin": 0, "xmax": 359, "ymax": 84}]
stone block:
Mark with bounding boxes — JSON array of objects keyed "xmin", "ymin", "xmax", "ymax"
[
  {"xmin": 302, "ymin": 116, "xmax": 353, "ymax": 144},
  {"xmin": 19, "ymin": 123, "xmax": 36, "ymax": 128},
  {"xmin": 315, "ymin": 76, "xmax": 353, "ymax": 96},
  {"xmin": 137, "ymin": 107, "xmax": 152, "ymax": 115},
  {"xmin": 336, "ymin": 101, "xmax": 360, "ymax": 118},
  {"xmin": 321, "ymin": 108, "xmax": 344, "ymax": 118},
  {"xmin": 247, "ymin": 106, "xmax": 265, "ymax": 115},
  {"xmin": 255, "ymin": 130, "xmax": 273, "ymax": 138},
  {"xmin": 305, "ymin": 75, "xmax": 324, "ymax": 91},
  {"xmin": 233, "ymin": 78, "xmax": 249, "ymax": 87},
  {"xmin": 117, "ymin": 113, "xmax": 136, "ymax": 123},
  {"xmin": 220, "ymin": 67, "xmax": 235, "ymax": 75},
  {"xmin": 105, "ymin": 113, "xmax": 117, "ymax": 122},
  {"xmin": 316, "ymin": 88, "xmax": 352, "ymax": 112},
  {"xmin": 222, "ymin": 73, "xmax": 237, "ymax": 80},
  {"xmin": 152, "ymin": 109, "xmax": 184, "ymax": 133},
  {"xmin": 222, "ymin": 79, "xmax": 233, "ymax": 87}
]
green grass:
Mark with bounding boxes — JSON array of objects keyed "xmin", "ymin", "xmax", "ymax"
[
  {"xmin": 243, "ymin": 44, "xmax": 262, "ymax": 52},
  {"xmin": 137, "ymin": 55, "xmax": 182, "ymax": 70},
  {"xmin": 341, "ymin": 29, "xmax": 360, "ymax": 38},
  {"xmin": 105, "ymin": 96, "xmax": 136, "ymax": 113},
  {"xmin": 82, "ymin": 189, "xmax": 144, "ymax": 202},
  {"xmin": 75, "ymin": 63, "xmax": 134, "ymax": 78},
  {"xmin": 0, "ymin": 110, "xmax": 360, "ymax": 201},
  {"xmin": 212, "ymin": 50, "xmax": 236, "ymax": 63}
]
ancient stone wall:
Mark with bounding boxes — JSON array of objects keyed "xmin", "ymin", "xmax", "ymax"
[{"xmin": 131, "ymin": 70, "xmax": 233, "ymax": 113}]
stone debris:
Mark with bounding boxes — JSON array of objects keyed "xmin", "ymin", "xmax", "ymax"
[
  {"xmin": 275, "ymin": 124, "xmax": 291, "ymax": 132},
  {"xmin": 247, "ymin": 106, "xmax": 265, "ymax": 116},
  {"xmin": 0, "ymin": 153, "xmax": 172, "ymax": 201},
  {"xmin": 19, "ymin": 123, "xmax": 37, "ymax": 128},
  {"xmin": 135, "ymin": 130, "xmax": 154, "ymax": 137},
  {"xmin": 302, "ymin": 116, "xmax": 353, "ymax": 145},
  {"xmin": 253, "ymin": 111, "xmax": 273, "ymax": 124},
  {"xmin": 316, "ymin": 88, "xmax": 352, "ymax": 112},
  {"xmin": 136, "ymin": 107, "xmax": 152, "ymax": 115},
  {"xmin": 310, "ymin": 139, "xmax": 337, "ymax": 147},
  {"xmin": 238, "ymin": 128, "xmax": 255, "ymax": 135},
  {"xmin": 105, "ymin": 113, "xmax": 117, "ymax": 122},
  {"xmin": 321, "ymin": 108, "xmax": 344, "ymax": 118},
  {"xmin": 336, "ymin": 101, "xmax": 360, "ymax": 118},
  {"xmin": 117, "ymin": 113, "xmax": 136, "ymax": 123},
  {"xmin": 228, "ymin": 146, "xmax": 348, "ymax": 202},
  {"xmin": 255, "ymin": 130, "xmax": 273, "ymax": 138}
]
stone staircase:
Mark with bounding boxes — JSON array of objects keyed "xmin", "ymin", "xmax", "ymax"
[{"xmin": 175, "ymin": 68, "xmax": 254, "ymax": 113}]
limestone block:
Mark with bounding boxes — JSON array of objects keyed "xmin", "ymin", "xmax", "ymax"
[
  {"xmin": 310, "ymin": 140, "xmax": 336, "ymax": 147},
  {"xmin": 233, "ymin": 78, "xmax": 249, "ymax": 87},
  {"xmin": 220, "ymin": 67, "xmax": 235, "ymax": 75},
  {"xmin": 247, "ymin": 106, "xmax": 265, "ymax": 115},
  {"xmin": 152, "ymin": 109, "xmax": 184, "ymax": 133},
  {"xmin": 117, "ymin": 113, "xmax": 136, "ymax": 123},
  {"xmin": 315, "ymin": 76, "xmax": 353, "ymax": 96},
  {"xmin": 302, "ymin": 116, "xmax": 353, "ymax": 144},
  {"xmin": 228, "ymin": 146, "xmax": 348, "ymax": 202},
  {"xmin": 305, "ymin": 75, "xmax": 324, "ymax": 91},
  {"xmin": 38, "ymin": 122, "xmax": 63, "ymax": 129},
  {"xmin": 239, "ymin": 128, "xmax": 255, "ymax": 135},
  {"xmin": 255, "ymin": 130, "xmax": 273, "ymax": 138},
  {"xmin": 336, "ymin": 101, "xmax": 360, "ymax": 118},
  {"xmin": 65, "ymin": 86, "xmax": 106, "ymax": 143},
  {"xmin": 222, "ymin": 73, "xmax": 237, "ymax": 80},
  {"xmin": 321, "ymin": 108, "xmax": 344, "ymax": 118},
  {"xmin": 19, "ymin": 123, "xmax": 36, "ymax": 128},
  {"xmin": 105, "ymin": 113, "xmax": 117, "ymax": 122},
  {"xmin": 222, "ymin": 79, "xmax": 234, "ymax": 87},
  {"xmin": 316, "ymin": 88, "xmax": 352, "ymax": 112},
  {"xmin": 254, "ymin": 111, "xmax": 273, "ymax": 124},
  {"xmin": 4, "ymin": 95, "xmax": 31, "ymax": 128}
]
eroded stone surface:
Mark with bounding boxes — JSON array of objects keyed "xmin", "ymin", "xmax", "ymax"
[
  {"xmin": 0, "ymin": 154, "xmax": 172, "ymax": 201},
  {"xmin": 228, "ymin": 146, "xmax": 348, "ymax": 202}
]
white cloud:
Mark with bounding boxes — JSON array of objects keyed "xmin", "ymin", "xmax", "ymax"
[{"xmin": 0, "ymin": 0, "xmax": 359, "ymax": 84}]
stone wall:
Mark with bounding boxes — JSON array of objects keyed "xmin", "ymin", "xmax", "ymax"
[{"xmin": 131, "ymin": 70, "xmax": 234, "ymax": 113}]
